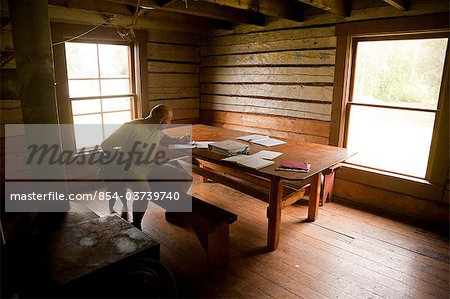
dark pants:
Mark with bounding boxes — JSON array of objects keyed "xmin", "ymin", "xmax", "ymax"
[{"xmin": 126, "ymin": 162, "xmax": 192, "ymax": 229}]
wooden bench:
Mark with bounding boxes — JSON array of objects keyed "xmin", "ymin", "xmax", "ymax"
[{"xmin": 165, "ymin": 197, "xmax": 237, "ymax": 273}]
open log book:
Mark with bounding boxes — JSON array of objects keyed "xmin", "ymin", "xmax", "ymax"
[
  {"xmin": 237, "ymin": 134, "xmax": 286, "ymax": 147},
  {"xmin": 221, "ymin": 150, "xmax": 283, "ymax": 170}
]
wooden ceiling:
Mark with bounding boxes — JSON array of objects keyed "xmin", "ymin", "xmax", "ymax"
[
  {"xmin": 45, "ymin": 0, "xmax": 412, "ymax": 25},
  {"xmin": 1, "ymin": 0, "xmax": 448, "ymax": 33}
]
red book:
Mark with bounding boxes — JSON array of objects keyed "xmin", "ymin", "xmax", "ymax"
[
  {"xmin": 279, "ymin": 161, "xmax": 310, "ymax": 170},
  {"xmin": 276, "ymin": 161, "xmax": 311, "ymax": 172}
]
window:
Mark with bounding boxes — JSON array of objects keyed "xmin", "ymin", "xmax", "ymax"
[
  {"xmin": 64, "ymin": 42, "xmax": 135, "ymax": 150},
  {"xmin": 344, "ymin": 36, "xmax": 448, "ymax": 179}
]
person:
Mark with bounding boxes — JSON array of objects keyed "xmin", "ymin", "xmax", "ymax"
[{"xmin": 100, "ymin": 104, "xmax": 192, "ymax": 230}]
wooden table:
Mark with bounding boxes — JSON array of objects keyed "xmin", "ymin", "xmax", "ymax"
[{"xmin": 169, "ymin": 124, "xmax": 352, "ymax": 251}]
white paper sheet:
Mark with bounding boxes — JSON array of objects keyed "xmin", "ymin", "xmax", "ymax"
[
  {"xmin": 236, "ymin": 134, "xmax": 269, "ymax": 142},
  {"xmin": 251, "ymin": 138, "xmax": 286, "ymax": 147},
  {"xmin": 252, "ymin": 150, "xmax": 283, "ymax": 160}
]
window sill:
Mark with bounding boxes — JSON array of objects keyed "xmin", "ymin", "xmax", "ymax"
[
  {"xmin": 341, "ymin": 163, "xmax": 433, "ymax": 185},
  {"xmin": 336, "ymin": 163, "xmax": 443, "ymax": 201}
]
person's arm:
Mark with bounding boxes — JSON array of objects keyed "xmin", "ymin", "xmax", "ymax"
[{"xmin": 161, "ymin": 133, "xmax": 191, "ymax": 145}]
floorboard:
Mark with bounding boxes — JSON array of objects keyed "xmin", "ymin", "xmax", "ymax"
[{"xmin": 84, "ymin": 175, "xmax": 449, "ymax": 298}]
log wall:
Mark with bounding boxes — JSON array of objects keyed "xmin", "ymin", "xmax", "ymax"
[
  {"xmin": 200, "ymin": 25, "xmax": 336, "ymax": 144},
  {"xmin": 147, "ymin": 29, "xmax": 200, "ymax": 123},
  {"xmin": 199, "ymin": 19, "xmax": 449, "ymax": 226}
]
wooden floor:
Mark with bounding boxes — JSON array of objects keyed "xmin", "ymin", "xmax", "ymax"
[{"xmin": 89, "ymin": 174, "xmax": 450, "ymax": 299}]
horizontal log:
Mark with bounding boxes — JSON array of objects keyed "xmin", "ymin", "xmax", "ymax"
[
  {"xmin": 201, "ymin": 49, "xmax": 336, "ymax": 66},
  {"xmin": 148, "ymin": 98, "xmax": 199, "ymax": 109},
  {"xmin": 206, "ymin": 26, "xmax": 335, "ymax": 46},
  {"xmin": 148, "ymin": 74, "xmax": 198, "ymax": 87},
  {"xmin": 148, "ymin": 61, "xmax": 199, "ymax": 73},
  {"xmin": 201, "ymin": 83, "xmax": 333, "ymax": 102},
  {"xmin": 147, "ymin": 43, "xmax": 199, "ymax": 63},
  {"xmin": 203, "ymin": 121, "xmax": 329, "ymax": 144},
  {"xmin": 201, "ymin": 36, "xmax": 336, "ymax": 56},
  {"xmin": 171, "ymin": 118, "xmax": 199, "ymax": 124},
  {"xmin": 173, "ymin": 108, "xmax": 199, "ymax": 120},
  {"xmin": 201, "ymin": 102, "xmax": 330, "ymax": 121},
  {"xmin": 148, "ymin": 87, "xmax": 199, "ymax": 100},
  {"xmin": 0, "ymin": 100, "xmax": 21, "ymax": 109},
  {"xmin": 201, "ymin": 94, "xmax": 331, "ymax": 115},
  {"xmin": 148, "ymin": 29, "xmax": 200, "ymax": 46},
  {"xmin": 200, "ymin": 66, "xmax": 335, "ymax": 84},
  {"xmin": 0, "ymin": 108, "xmax": 23, "ymax": 124},
  {"xmin": 334, "ymin": 178, "xmax": 449, "ymax": 227},
  {"xmin": 200, "ymin": 110, "xmax": 330, "ymax": 138}
]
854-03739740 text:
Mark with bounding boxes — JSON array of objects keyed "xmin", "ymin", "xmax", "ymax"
[{"xmin": 8, "ymin": 191, "xmax": 181, "ymax": 201}]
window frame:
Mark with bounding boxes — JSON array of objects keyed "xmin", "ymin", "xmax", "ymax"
[
  {"xmin": 331, "ymin": 14, "xmax": 449, "ymax": 200},
  {"xmin": 343, "ymin": 34, "xmax": 447, "ymax": 179},
  {"xmin": 51, "ymin": 23, "xmax": 149, "ymax": 152},
  {"xmin": 65, "ymin": 41, "xmax": 135, "ymax": 150}
]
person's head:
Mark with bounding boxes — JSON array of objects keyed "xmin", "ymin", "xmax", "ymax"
[{"xmin": 146, "ymin": 104, "xmax": 173, "ymax": 127}]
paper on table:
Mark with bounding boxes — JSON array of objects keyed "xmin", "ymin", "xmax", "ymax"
[
  {"xmin": 221, "ymin": 154, "xmax": 247, "ymax": 162},
  {"xmin": 252, "ymin": 150, "xmax": 283, "ymax": 160},
  {"xmin": 237, "ymin": 156, "xmax": 275, "ymax": 170},
  {"xmin": 252, "ymin": 138, "xmax": 286, "ymax": 147},
  {"xmin": 237, "ymin": 134, "xmax": 269, "ymax": 142}
]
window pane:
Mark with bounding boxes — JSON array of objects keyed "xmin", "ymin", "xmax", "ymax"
[
  {"xmin": 353, "ymin": 38, "xmax": 447, "ymax": 109},
  {"xmin": 68, "ymin": 80, "xmax": 100, "ymax": 97},
  {"xmin": 98, "ymin": 44, "xmax": 129, "ymax": 78},
  {"xmin": 73, "ymin": 115, "xmax": 103, "ymax": 150},
  {"xmin": 71, "ymin": 99, "xmax": 101, "ymax": 115},
  {"xmin": 73, "ymin": 114, "xmax": 102, "ymax": 124},
  {"xmin": 102, "ymin": 97, "xmax": 131, "ymax": 112},
  {"xmin": 346, "ymin": 105, "xmax": 435, "ymax": 177},
  {"xmin": 100, "ymin": 79, "xmax": 130, "ymax": 96},
  {"xmin": 103, "ymin": 111, "xmax": 132, "ymax": 125},
  {"xmin": 65, "ymin": 42, "xmax": 98, "ymax": 79}
]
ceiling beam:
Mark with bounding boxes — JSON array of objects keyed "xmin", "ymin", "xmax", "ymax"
[
  {"xmin": 295, "ymin": 0, "xmax": 348, "ymax": 17},
  {"xmin": 199, "ymin": 0, "xmax": 304, "ymax": 22},
  {"xmin": 48, "ymin": 0, "xmax": 135, "ymax": 16},
  {"xmin": 382, "ymin": 0, "xmax": 409, "ymax": 11},
  {"xmin": 160, "ymin": 0, "xmax": 265, "ymax": 25},
  {"xmin": 44, "ymin": 0, "xmax": 229, "ymax": 32},
  {"xmin": 107, "ymin": 0, "xmax": 265, "ymax": 26}
]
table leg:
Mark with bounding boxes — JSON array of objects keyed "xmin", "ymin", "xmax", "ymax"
[
  {"xmin": 267, "ymin": 178, "xmax": 283, "ymax": 251},
  {"xmin": 308, "ymin": 173, "xmax": 322, "ymax": 221}
]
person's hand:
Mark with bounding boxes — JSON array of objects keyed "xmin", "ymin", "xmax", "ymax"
[{"xmin": 177, "ymin": 133, "xmax": 192, "ymax": 144}]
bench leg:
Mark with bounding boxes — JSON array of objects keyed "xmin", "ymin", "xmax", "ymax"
[
  {"xmin": 192, "ymin": 222, "xmax": 230, "ymax": 274},
  {"xmin": 206, "ymin": 223, "xmax": 230, "ymax": 273},
  {"xmin": 199, "ymin": 164, "xmax": 212, "ymax": 183},
  {"xmin": 322, "ymin": 170, "xmax": 336, "ymax": 204}
]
